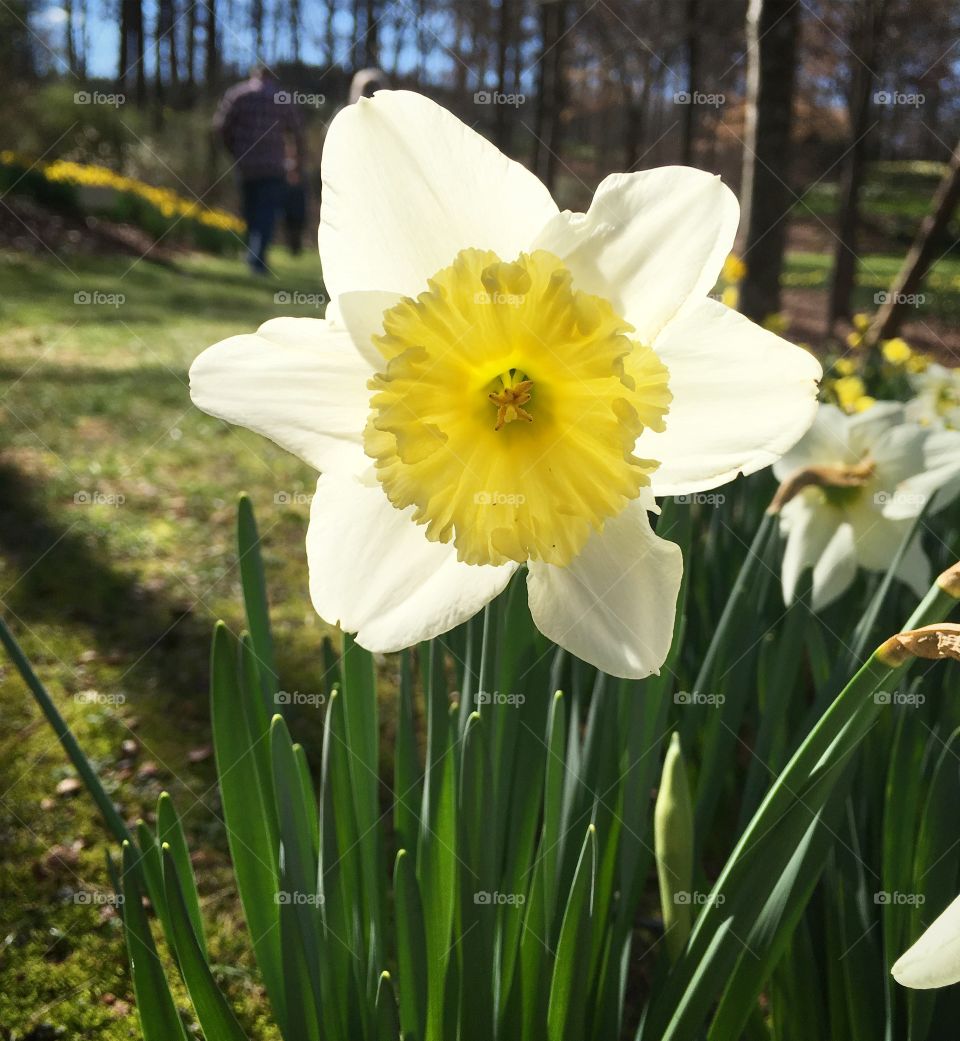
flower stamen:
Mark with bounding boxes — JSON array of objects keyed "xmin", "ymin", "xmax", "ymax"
[{"xmin": 489, "ymin": 371, "xmax": 534, "ymax": 430}]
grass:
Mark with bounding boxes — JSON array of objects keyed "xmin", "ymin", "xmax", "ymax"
[{"xmin": 0, "ymin": 246, "xmax": 341, "ymax": 1039}]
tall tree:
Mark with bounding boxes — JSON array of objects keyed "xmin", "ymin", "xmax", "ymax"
[
  {"xmin": 827, "ymin": 0, "xmax": 888, "ymax": 328},
  {"xmin": 532, "ymin": 0, "xmax": 569, "ymax": 192},
  {"xmin": 738, "ymin": 0, "xmax": 800, "ymax": 322},
  {"xmin": 680, "ymin": 0, "xmax": 700, "ymax": 165}
]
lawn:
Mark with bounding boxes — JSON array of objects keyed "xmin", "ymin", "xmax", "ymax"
[{"xmin": 0, "ymin": 247, "xmax": 338, "ymax": 1039}]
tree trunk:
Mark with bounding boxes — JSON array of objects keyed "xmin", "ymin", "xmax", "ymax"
[
  {"xmin": 827, "ymin": 0, "xmax": 886, "ymax": 328},
  {"xmin": 738, "ymin": 0, "xmax": 800, "ymax": 323},
  {"xmin": 495, "ymin": 0, "xmax": 512, "ymax": 150},
  {"xmin": 862, "ymin": 139, "xmax": 960, "ymax": 349},
  {"xmin": 532, "ymin": 0, "xmax": 568, "ymax": 193},
  {"xmin": 680, "ymin": 0, "xmax": 699, "ymax": 166},
  {"xmin": 204, "ymin": 0, "xmax": 218, "ymax": 92}
]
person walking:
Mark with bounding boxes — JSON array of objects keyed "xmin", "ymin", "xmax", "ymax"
[{"xmin": 213, "ymin": 64, "xmax": 303, "ymax": 275}]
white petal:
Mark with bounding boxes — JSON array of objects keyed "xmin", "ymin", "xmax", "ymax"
[
  {"xmin": 887, "ymin": 428, "xmax": 960, "ymax": 519},
  {"xmin": 772, "ymin": 404, "xmax": 854, "ymax": 480},
  {"xmin": 846, "ymin": 500, "xmax": 931, "ymax": 597},
  {"xmin": 526, "ymin": 496, "xmax": 683, "ymax": 680},
  {"xmin": 639, "ymin": 299, "xmax": 821, "ymax": 496},
  {"xmin": 189, "ymin": 318, "xmax": 371, "ymax": 475},
  {"xmin": 334, "ymin": 290, "xmax": 402, "ymax": 368},
  {"xmin": 779, "ymin": 496, "xmax": 856, "ymax": 609},
  {"xmin": 893, "ymin": 892, "xmax": 960, "ymax": 989},
  {"xmin": 845, "ymin": 402, "xmax": 905, "ymax": 459},
  {"xmin": 533, "ymin": 168, "xmax": 739, "ymax": 343},
  {"xmin": 319, "ymin": 90, "xmax": 559, "ymax": 300},
  {"xmin": 871, "ymin": 422, "xmax": 927, "ymax": 488},
  {"xmin": 306, "ymin": 472, "xmax": 516, "ymax": 651}
]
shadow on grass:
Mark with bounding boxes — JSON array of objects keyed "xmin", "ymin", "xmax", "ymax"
[{"xmin": 0, "ymin": 456, "xmax": 211, "ymax": 703}]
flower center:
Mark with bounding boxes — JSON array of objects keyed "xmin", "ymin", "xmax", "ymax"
[
  {"xmin": 363, "ymin": 248, "xmax": 672, "ymax": 567},
  {"xmin": 489, "ymin": 369, "xmax": 534, "ymax": 430}
]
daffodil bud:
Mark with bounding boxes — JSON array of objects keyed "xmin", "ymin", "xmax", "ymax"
[{"xmin": 655, "ymin": 731, "xmax": 695, "ymax": 962}]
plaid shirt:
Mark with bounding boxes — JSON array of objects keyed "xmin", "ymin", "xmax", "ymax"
[{"xmin": 213, "ymin": 76, "xmax": 303, "ymax": 180}]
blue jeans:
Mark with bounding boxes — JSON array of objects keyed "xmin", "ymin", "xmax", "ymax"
[{"xmin": 241, "ymin": 176, "xmax": 285, "ymax": 273}]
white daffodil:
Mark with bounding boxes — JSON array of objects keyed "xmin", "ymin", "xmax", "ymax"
[
  {"xmin": 773, "ymin": 402, "xmax": 960, "ymax": 610},
  {"xmin": 892, "ymin": 892, "xmax": 960, "ymax": 989},
  {"xmin": 906, "ymin": 362, "xmax": 960, "ymax": 429},
  {"xmin": 190, "ymin": 90, "xmax": 820, "ymax": 678}
]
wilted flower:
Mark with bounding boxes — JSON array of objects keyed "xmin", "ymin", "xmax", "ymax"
[
  {"xmin": 772, "ymin": 403, "xmax": 960, "ymax": 610},
  {"xmin": 190, "ymin": 90, "xmax": 820, "ymax": 677}
]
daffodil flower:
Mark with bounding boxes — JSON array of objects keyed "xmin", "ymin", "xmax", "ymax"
[
  {"xmin": 893, "ymin": 891, "xmax": 960, "ymax": 989},
  {"xmin": 773, "ymin": 403, "xmax": 960, "ymax": 610},
  {"xmin": 906, "ymin": 362, "xmax": 960, "ymax": 429},
  {"xmin": 190, "ymin": 90, "xmax": 820, "ymax": 678}
]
